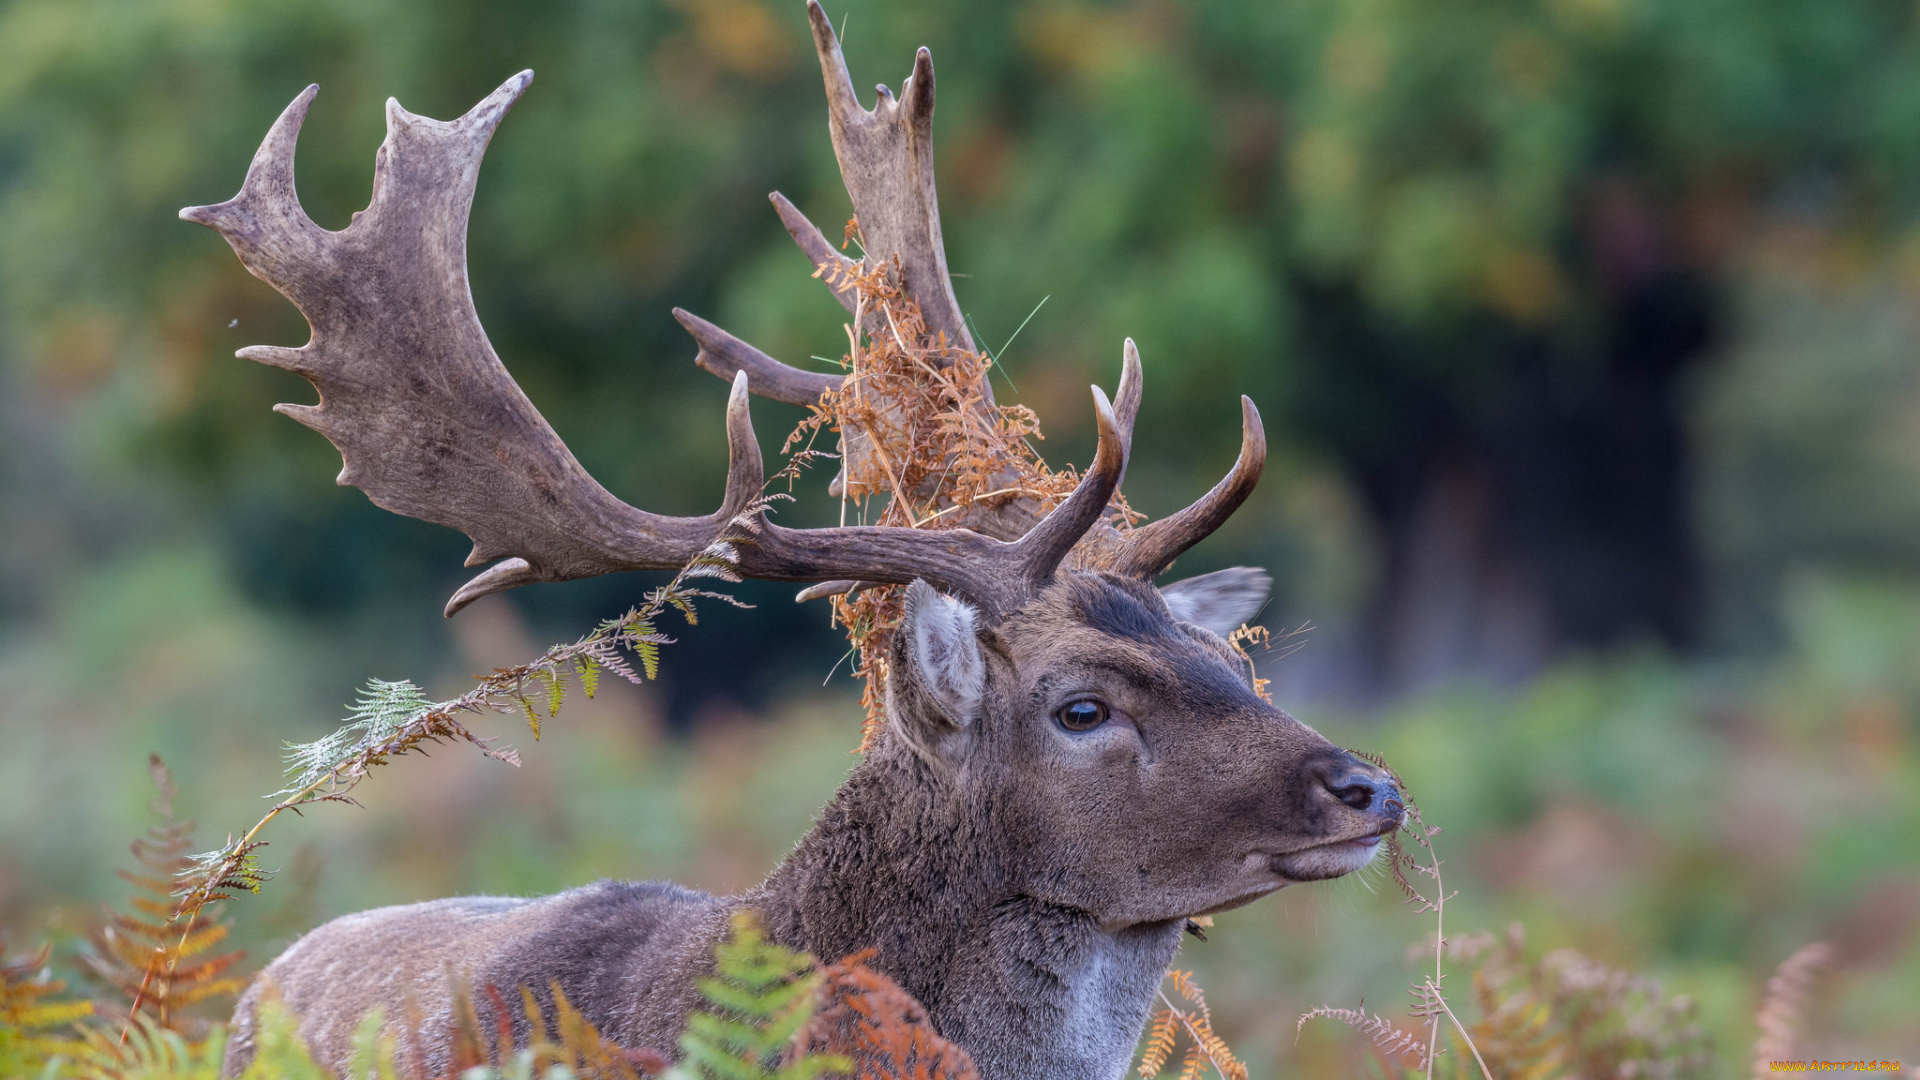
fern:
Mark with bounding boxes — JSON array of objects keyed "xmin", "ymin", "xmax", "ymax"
[
  {"xmin": 73, "ymin": 1014, "xmax": 228, "ymax": 1080},
  {"xmin": 1136, "ymin": 971, "xmax": 1247, "ymax": 1080},
  {"xmin": 800, "ymin": 951, "xmax": 975, "ymax": 1080},
  {"xmin": 345, "ymin": 1006, "xmax": 404, "ymax": 1080},
  {"xmin": 279, "ymin": 679, "xmax": 437, "ymax": 797},
  {"xmin": 0, "ymin": 938, "xmax": 93, "ymax": 1078},
  {"xmin": 89, "ymin": 756, "xmax": 245, "ymax": 1039},
  {"xmin": 1750, "ymin": 941, "xmax": 1831, "ymax": 1077},
  {"xmin": 673, "ymin": 912, "xmax": 845, "ymax": 1080},
  {"xmin": 1306, "ymin": 922, "xmax": 1716, "ymax": 1080},
  {"xmin": 1294, "ymin": 1004, "xmax": 1428, "ymax": 1069},
  {"xmin": 234, "ymin": 995, "xmax": 331, "ymax": 1080},
  {"xmin": 575, "ymin": 656, "xmax": 602, "ymax": 699}
]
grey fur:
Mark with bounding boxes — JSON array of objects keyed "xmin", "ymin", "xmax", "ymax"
[
  {"xmin": 224, "ymin": 573, "xmax": 1401, "ymax": 1080},
  {"xmin": 906, "ymin": 579, "xmax": 985, "ymax": 727},
  {"xmin": 1159, "ymin": 567, "xmax": 1273, "ymax": 637}
]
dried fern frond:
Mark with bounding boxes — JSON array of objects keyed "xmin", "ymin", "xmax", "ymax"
[
  {"xmin": 802, "ymin": 949, "xmax": 977, "ymax": 1080},
  {"xmin": 1417, "ymin": 922, "xmax": 1716, "ymax": 1080},
  {"xmin": 1296, "ymin": 1003, "xmax": 1428, "ymax": 1069},
  {"xmin": 1137, "ymin": 1006, "xmax": 1179, "ymax": 1078},
  {"xmin": 798, "ymin": 258, "xmax": 1134, "ymax": 739},
  {"xmin": 359, "ymin": 972, "xmax": 669, "ymax": 1080},
  {"xmin": 1137, "ymin": 971, "xmax": 1247, "ymax": 1080},
  {"xmin": 1750, "ymin": 941, "xmax": 1832, "ymax": 1079},
  {"xmin": 88, "ymin": 755, "xmax": 245, "ymax": 1041},
  {"xmin": 1224, "ymin": 624, "xmax": 1274, "ymax": 704}
]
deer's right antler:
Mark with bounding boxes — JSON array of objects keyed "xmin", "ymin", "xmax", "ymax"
[
  {"xmin": 182, "ymin": 74, "xmax": 776, "ymax": 616},
  {"xmin": 184, "ymin": 73, "xmax": 1138, "ymax": 619}
]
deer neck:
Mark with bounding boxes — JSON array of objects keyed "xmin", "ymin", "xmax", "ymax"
[{"xmin": 751, "ymin": 747, "xmax": 1186, "ymax": 1080}]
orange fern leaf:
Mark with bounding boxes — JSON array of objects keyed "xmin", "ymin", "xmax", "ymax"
[
  {"xmin": 88, "ymin": 755, "xmax": 245, "ymax": 1038},
  {"xmin": 1138, "ymin": 971, "xmax": 1247, "ymax": 1080},
  {"xmin": 801, "ymin": 949, "xmax": 978, "ymax": 1080}
]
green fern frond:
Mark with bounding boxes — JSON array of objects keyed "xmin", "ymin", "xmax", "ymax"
[
  {"xmin": 72, "ymin": 1013, "xmax": 227, "ymax": 1080},
  {"xmin": 576, "ymin": 656, "xmax": 601, "ymax": 699},
  {"xmin": 0, "ymin": 941, "xmax": 92, "ymax": 1079},
  {"xmin": 626, "ymin": 618, "xmax": 664, "ymax": 682},
  {"xmin": 345, "ymin": 1006, "xmax": 402, "ymax": 1080},
  {"xmin": 675, "ymin": 912, "xmax": 846, "ymax": 1080},
  {"xmin": 235, "ymin": 997, "xmax": 330, "ymax": 1080}
]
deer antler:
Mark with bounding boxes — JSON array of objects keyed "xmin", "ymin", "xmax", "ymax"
[
  {"xmin": 180, "ymin": 75, "xmax": 763, "ymax": 616},
  {"xmin": 1106, "ymin": 390, "xmax": 1267, "ymax": 580},
  {"xmin": 184, "ymin": 72, "xmax": 1141, "ymax": 619},
  {"xmin": 186, "ymin": 0, "xmax": 1260, "ymax": 623}
]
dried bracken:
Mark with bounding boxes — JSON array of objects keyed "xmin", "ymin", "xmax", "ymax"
[
  {"xmin": 1301, "ymin": 763, "xmax": 1493, "ymax": 1080},
  {"xmin": 1224, "ymin": 624, "xmax": 1275, "ymax": 704},
  {"xmin": 1453, "ymin": 924, "xmax": 1712, "ymax": 1080},
  {"xmin": 90, "ymin": 756, "xmax": 244, "ymax": 1044},
  {"xmin": 794, "ymin": 250, "xmax": 1135, "ymax": 739},
  {"xmin": 1295, "ymin": 1004, "xmax": 1428, "ymax": 1069},
  {"xmin": 802, "ymin": 949, "xmax": 979, "ymax": 1080},
  {"xmin": 453, "ymin": 978, "xmax": 667, "ymax": 1080},
  {"xmin": 1137, "ymin": 970, "xmax": 1248, "ymax": 1080},
  {"xmin": 1750, "ymin": 941, "xmax": 1833, "ymax": 1079}
]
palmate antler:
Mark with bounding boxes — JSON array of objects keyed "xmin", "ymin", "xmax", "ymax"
[
  {"xmin": 676, "ymin": 2, "xmax": 1266, "ymax": 580},
  {"xmin": 182, "ymin": 2, "xmax": 1261, "ymax": 621}
]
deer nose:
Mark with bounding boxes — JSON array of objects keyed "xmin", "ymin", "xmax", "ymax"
[{"xmin": 1314, "ymin": 758, "xmax": 1405, "ymax": 822}]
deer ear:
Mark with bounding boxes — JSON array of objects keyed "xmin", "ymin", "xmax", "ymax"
[
  {"xmin": 892, "ymin": 580, "xmax": 987, "ymax": 737},
  {"xmin": 1159, "ymin": 566, "xmax": 1272, "ymax": 637}
]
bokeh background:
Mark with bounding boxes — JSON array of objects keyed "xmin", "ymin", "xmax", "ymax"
[{"xmin": 2, "ymin": 0, "xmax": 1917, "ymax": 1071}]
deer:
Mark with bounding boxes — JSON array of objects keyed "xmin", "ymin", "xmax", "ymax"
[{"xmin": 186, "ymin": 5, "xmax": 1405, "ymax": 1078}]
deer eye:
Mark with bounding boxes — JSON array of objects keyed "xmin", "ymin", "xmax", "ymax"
[{"xmin": 1055, "ymin": 699, "xmax": 1110, "ymax": 732}]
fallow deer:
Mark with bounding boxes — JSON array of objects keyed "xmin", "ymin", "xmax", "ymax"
[{"xmin": 187, "ymin": 6, "xmax": 1404, "ymax": 1078}]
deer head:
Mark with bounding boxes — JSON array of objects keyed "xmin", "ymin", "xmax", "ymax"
[
  {"xmin": 188, "ymin": 6, "xmax": 1403, "ymax": 1077},
  {"xmin": 886, "ymin": 573, "xmax": 1400, "ymax": 912}
]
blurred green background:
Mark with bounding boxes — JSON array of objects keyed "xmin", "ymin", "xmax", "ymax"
[{"xmin": 1, "ymin": 0, "xmax": 1917, "ymax": 1072}]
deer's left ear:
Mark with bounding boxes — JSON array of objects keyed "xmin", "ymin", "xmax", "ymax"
[
  {"xmin": 889, "ymin": 580, "xmax": 987, "ymax": 749},
  {"xmin": 1160, "ymin": 567, "xmax": 1272, "ymax": 637}
]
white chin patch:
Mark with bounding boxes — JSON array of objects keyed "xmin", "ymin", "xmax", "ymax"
[{"xmin": 1273, "ymin": 836, "xmax": 1383, "ymax": 881}]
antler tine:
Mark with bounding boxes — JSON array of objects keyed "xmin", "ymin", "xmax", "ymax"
[
  {"xmin": 1115, "ymin": 338, "xmax": 1144, "ymax": 431},
  {"xmin": 770, "ymin": 192, "xmax": 862, "ymax": 318},
  {"xmin": 674, "ymin": 307, "xmax": 842, "ymax": 407},
  {"xmin": 1009, "ymin": 384, "xmax": 1132, "ymax": 584},
  {"xmin": 446, "ymin": 374, "xmax": 766, "ymax": 617},
  {"xmin": 1112, "ymin": 394, "xmax": 1267, "ymax": 581},
  {"xmin": 732, "ymin": 377, "xmax": 1133, "ymax": 616},
  {"xmin": 186, "ymin": 74, "xmax": 772, "ymax": 619},
  {"xmin": 180, "ymin": 86, "xmax": 328, "ymax": 317},
  {"xmin": 803, "ymin": 0, "xmax": 975, "ymax": 356},
  {"xmin": 446, "ymin": 374, "xmax": 765, "ymax": 617}
]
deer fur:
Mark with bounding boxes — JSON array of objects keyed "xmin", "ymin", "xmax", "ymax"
[{"xmin": 224, "ymin": 572, "xmax": 1402, "ymax": 1079}]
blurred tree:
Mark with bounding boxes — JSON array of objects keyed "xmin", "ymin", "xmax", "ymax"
[
  {"xmin": 1248, "ymin": 0, "xmax": 1920, "ymax": 686},
  {"xmin": 4, "ymin": 0, "xmax": 1920, "ymax": 703}
]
